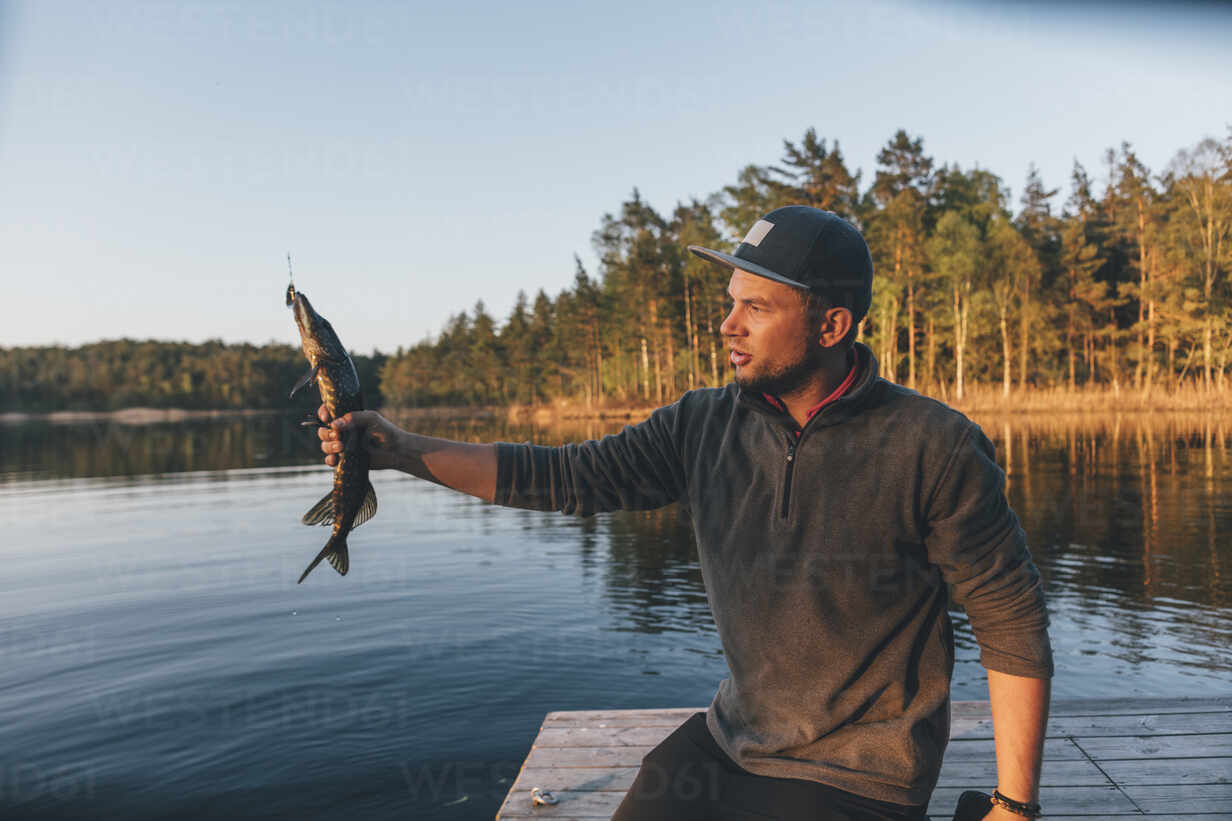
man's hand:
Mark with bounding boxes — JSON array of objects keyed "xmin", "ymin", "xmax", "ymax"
[
  {"xmin": 313, "ymin": 403, "xmax": 499, "ymax": 501},
  {"xmin": 316, "ymin": 405, "xmax": 405, "ymax": 470}
]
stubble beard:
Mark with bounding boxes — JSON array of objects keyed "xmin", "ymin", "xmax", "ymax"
[{"xmin": 735, "ymin": 343, "xmax": 826, "ymax": 397}]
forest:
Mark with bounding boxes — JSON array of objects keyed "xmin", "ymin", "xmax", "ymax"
[
  {"xmin": 3, "ymin": 127, "xmax": 1229, "ymax": 413},
  {"xmin": 0, "ymin": 340, "xmax": 386, "ymax": 413}
]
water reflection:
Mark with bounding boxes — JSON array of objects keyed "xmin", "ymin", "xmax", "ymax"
[
  {"xmin": 0, "ymin": 414, "xmax": 316, "ymax": 481},
  {"xmin": 965, "ymin": 412, "xmax": 1231, "ymax": 692},
  {"xmin": 970, "ymin": 413, "xmax": 1230, "ymax": 609},
  {"xmin": 601, "ymin": 507, "xmax": 713, "ymax": 637},
  {"xmin": 3, "ymin": 410, "xmax": 1229, "ymax": 689},
  {"xmin": 0, "ymin": 412, "xmax": 640, "ymax": 482}
]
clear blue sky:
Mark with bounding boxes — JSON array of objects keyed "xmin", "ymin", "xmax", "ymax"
[{"xmin": 2, "ymin": 0, "xmax": 1229, "ymax": 354}]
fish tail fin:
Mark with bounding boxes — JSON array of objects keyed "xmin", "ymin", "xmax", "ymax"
[
  {"xmin": 297, "ymin": 536, "xmax": 349, "ymax": 584},
  {"xmin": 326, "ymin": 540, "xmax": 349, "ymax": 576}
]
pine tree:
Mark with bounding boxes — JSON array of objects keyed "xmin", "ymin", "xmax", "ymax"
[
  {"xmin": 1106, "ymin": 143, "xmax": 1162, "ymax": 389},
  {"xmin": 1165, "ymin": 135, "xmax": 1232, "ymax": 390},
  {"xmin": 768, "ymin": 128, "xmax": 862, "ymax": 221},
  {"xmin": 868, "ymin": 131, "xmax": 934, "ymax": 387},
  {"xmin": 927, "ymin": 211, "xmax": 980, "ymax": 399},
  {"xmin": 1058, "ymin": 162, "xmax": 1106, "ymax": 387}
]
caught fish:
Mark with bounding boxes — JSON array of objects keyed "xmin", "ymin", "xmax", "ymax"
[{"xmin": 287, "ymin": 278, "xmax": 376, "ymax": 583}]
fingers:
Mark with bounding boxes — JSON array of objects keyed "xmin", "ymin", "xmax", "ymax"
[
  {"xmin": 317, "ymin": 411, "xmax": 383, "ymax": 466},
  {"xmin": 317, "ymin": 404, "xmax": 330, "ymax": 424},
  {"xmin": 318, "ymin": 422, "xmax": 343, "ymax": 456},
  {"xmin": 331, "ymin": 410, "xmax": 375, "ymax": 430}
]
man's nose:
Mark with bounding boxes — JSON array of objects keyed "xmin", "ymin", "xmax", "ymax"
[{"xmin": 719, "ymin": 307, "xmax": 741, "ymax": 337}]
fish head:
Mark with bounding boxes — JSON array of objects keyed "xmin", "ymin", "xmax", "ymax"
[{"xmin": 289, "ymin": 290, "xmax": 347, "ymax": 364}]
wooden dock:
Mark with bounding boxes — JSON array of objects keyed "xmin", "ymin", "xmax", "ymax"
[{"xmin": 496, "ymin": 696, "xmax": 1232, "ymax": 820}]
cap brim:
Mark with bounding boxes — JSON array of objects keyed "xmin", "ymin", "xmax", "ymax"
[{"xmin": 687, "ymin": 245, "xmax": 810, "ymax": 291}]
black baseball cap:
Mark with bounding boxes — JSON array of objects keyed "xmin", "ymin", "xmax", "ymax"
[{"xmin": 688, "ymin": 206, "xmax": 874, "ymax": 322}]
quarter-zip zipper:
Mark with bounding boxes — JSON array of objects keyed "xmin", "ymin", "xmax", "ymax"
[
  {"xmin": 780, "ymin": 438, "xmax": 797, "ymax": 518},
  {"xmin": 780, "ymin": 410, "xmax": 829, "ymax": 519}
]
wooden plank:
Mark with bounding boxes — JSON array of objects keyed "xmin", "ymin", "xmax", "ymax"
[
  {"xmin": 514, "ymin": 767, "xmax": 639, "ymax": 792},
  {"xmin": 534, "ymin": 726, "xmax": 678, "ymax": 748},
  {"xmin": 538, "ymin": 716, "xmax": 694, "ymax": 729},
  {"xmin": 498, "ymin": 788, "xmax": 629, "ymax": 818},
  {"xmin": 1121, "ymin": 783, "xmax": 1232, "ymax": 814},
  {"xmin": 1076, "ymin": 733, "xmax": 1232, "ymax": 760},
  {"xmin": 941, "ymin": 737, "xmax": 1088, "ymax": 762},
  {"xmin": 1098, "ymin": 756, "xmax": 1232, "ymax": 785},
  {"xmin": 1048, "ymin": 711, "xmax": 1232, "ymax": 737},
  {"xmin": 1032, "ymin": 696, "xmax": 1232, "ymax": 716},
  {"xmin": 523, "ymin": 746, "xmax": 649, "ymax": 769},
  {"xmin": 935, "ymin": 757, "xmax": 1111, "ymax": 787},
  {"xmin": 934, "ymin": 712, "xmax": 1232, "ymax": 741},
  {"xmin": 542, "ymin": 708, "xmax": 699, "ymax": 725},
  {"xmin": 928, "ymin": 785, "xmax": 1139, "ymax": 815},
  {"xmin": 949, "ymin": 717, "xmax": 994, "ymax": 739}
]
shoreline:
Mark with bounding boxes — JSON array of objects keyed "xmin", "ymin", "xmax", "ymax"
[
  {"xmin": 4, "ymin": 384, "xmax": 1231, "ymax": 425},
  {"xmin": 0, "ymin": 408, "xmax": 282, "ymax": 425}
]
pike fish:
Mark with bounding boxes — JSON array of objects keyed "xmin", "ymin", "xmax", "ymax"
[{"xmin": 287, "ymin": 281, "xmax": 376, "ymax": 583}]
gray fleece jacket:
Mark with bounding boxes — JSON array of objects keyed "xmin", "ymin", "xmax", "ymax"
[{"xmin": 494, "ymin": 342, "xmax": 1053, "ymax": 807}]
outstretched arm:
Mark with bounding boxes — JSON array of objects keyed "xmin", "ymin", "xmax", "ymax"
[
  {"xmin": 318, "ymin": 407, "xmax": 497, "ymax": 503},
  {"xmin": 987, "ymin": 669, "xmax": 1050, "ymax": 818}
]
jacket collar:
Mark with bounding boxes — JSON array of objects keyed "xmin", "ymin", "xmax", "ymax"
[{"xmin": 737, "ymin": 342, "xmax": 882, "ymax": 431}]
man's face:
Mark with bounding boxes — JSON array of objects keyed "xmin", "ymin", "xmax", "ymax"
[{"xmin": 720, "ymin": 269, "xmax": 822, "ymax": 396}]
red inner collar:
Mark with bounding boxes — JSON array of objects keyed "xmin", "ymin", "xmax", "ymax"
[{"xmin": 762, "ymin": 351, "xmax": 859, "ymax": 426}]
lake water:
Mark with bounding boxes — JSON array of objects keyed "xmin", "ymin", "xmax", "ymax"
[{"xmin": 1, "ymin": 410, "xmax": 1229, "ymax": 820}]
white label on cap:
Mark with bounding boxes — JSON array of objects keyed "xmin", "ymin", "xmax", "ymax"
[{"xmin": 743, "ymin": 219, "xmax": 774, "ymax": 247}]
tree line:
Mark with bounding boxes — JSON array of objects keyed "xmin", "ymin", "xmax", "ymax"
[
  {"xmin": 0, "ymin": 339, "xmax": 385, "ymax": 413},
  {"xmin": 382, "ymin": 127, "xmax": 1232, "ymax": 406},
  {"xmin": 3, "ymin": 127, "xmax": 1229, "ymax": 412}
]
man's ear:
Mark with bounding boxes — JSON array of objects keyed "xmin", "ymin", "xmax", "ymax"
[{"xmin": 817, "ymin": 307, "xmax": 853, "ymax": 349}]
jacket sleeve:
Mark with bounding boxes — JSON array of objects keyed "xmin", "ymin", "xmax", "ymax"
[
  {"xmin": 924, "ymin": 423, "xmax": 1054, "ymax": 678},
  {"xmin": 494, "ymin": 399, "xmax": 688, "ymax": 516}
]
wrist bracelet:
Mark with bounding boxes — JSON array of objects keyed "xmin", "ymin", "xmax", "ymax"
[{"xmin": 991, "ymin": 790, "xmax": 1042, "ymax": 818}]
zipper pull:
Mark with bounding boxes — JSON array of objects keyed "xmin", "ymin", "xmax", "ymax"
[{"xmin": 786, "ymin": 442, "xmax": 796, "ymax": 463}]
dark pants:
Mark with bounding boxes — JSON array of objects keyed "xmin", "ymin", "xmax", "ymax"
[{"xmin": 610, "ymin": 713, "xmax": 929, "ymax": 821}]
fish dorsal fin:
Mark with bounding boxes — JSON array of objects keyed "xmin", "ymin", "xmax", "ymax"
[
  {"xmin": 301, "ymin": 490, "xmax": 335, "ymax": 526},
  {"xmin": 352, "ymin": 482, "xmax": 378, "ymax": 529}
]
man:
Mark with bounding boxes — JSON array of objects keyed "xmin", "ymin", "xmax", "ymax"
[{"xmin": 317, "ymin": 206, "xmax": 1052, "ymax": 821}]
